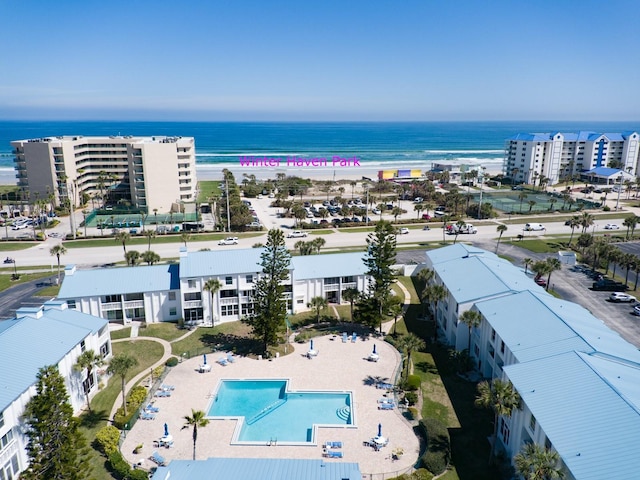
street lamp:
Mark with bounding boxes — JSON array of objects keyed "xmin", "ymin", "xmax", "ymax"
[
  {"xmin": 477, "ymin": 167, "xmax": 487, "ymax": 219},
  {"xmin": 615, "ymin": 174, "xmax": 623, "ymax": 211}
]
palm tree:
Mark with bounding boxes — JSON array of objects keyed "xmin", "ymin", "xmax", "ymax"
[
  {"xmin": 391, "ymin": 206, "xmax": 403, "ymax": 223},
  {"xmin": 107, "ymin": 354, "xmax": 138, "ymax": 416},
  {"xmin": 350, "ymin": 181, "xmax": 357, "ymax": 199},
  {"xmin": 622, "ymin": 253, "xmax": 637, "ymax": 286},
  {"xmin": 388, "ymin": 298, "xmax": 404, "ymax": 335},
  {"xmin": 396, "ymin": 333, "xmax": 426, "ymax": 379},
  {"xmin": 459, "ymin": 309, "xmax": 482, "ymax": 355},
  {"xmin": 125, "ymin": 250, "xmax": 140, "ymax": 266},
  {"xmin": 453, "ymin": 220, "xmax": 466, "ymax": 244},
  {"xmin": 115, "ymin": 230, "xmax": 131, "ymax": 254},
  {"xmin": 143, "ymin": 229, "xmax": 156, "ymax": 250},
  {"xmin": 579, "ymin": 212, "xmax": 594, "ymax": 234},
  {"xmin": 528, "ymin": 200, "xmax": 537, "ymax": 212},
  {"xmin": 514, "ymin": 443, "xmax": 565, "ymax": 480},
  {"xmin": 141, "ymin": 250, "xmax": 161, "ymax": 265},
  {"xmin": 532, "ymin": 260, "xmax": 550, "ymax": 285},
  {"xmin": 475, "ymin": 379, "xmax": 521, "ymax": 463},
  {"xmin": 623, "ymin": 215, "xmax": 638, "ymax": 240},
  {"xmin": 203, "ymin": 278, "xmax": 222, "ymax": 325},
  {"xmin": 523, "ymin": 257, "xmax": 533, "ymax": 275},
  {"xmin": 567, "ymin": 215, "xmax": 581, "ymax": 245},
  {"xmin": 548, "ymin": 198, "xmax": 557, "ymax": 212},
  {"xmin": 414, "ymin": 203, "xmax": 425, "ymax": 219},
  {"xmin": 544, "ymin": 257, "xmax": 562, "ymax": 291},
  {"xmin": 495, "ymin": 224, "xmax": 507, "ymax": 253},
  {"xmin": 311, "ymin": 237, "xmax": 326, "ymax": 253},
  {"xmin": 294, "ymin": 240, "xmax": 313, "ymax": 255},
  {"xmin": 73, "ymin": 349, "xmax": 103, "ymax": 413},
  {"xmin": 342, "ymin": 288, "xmax": 359, "ymax": 321},
  {"xmin": 423, "ymin": 283, "xmax": 448, "ymax": 342},
  {"xmin": 181, "ymin": 232, "xmax": 192, "ymax": 247},
  {"xmin": 183, "ymin": 409, "xmax": 210, "ymax": 460},
  {"xmin": 518, "ymin": 192, "xmax": 528, "ymax": 213},
  {"xmin": 49, "ymin": 244, "xmax": 67, "ymax": 285},
  {"xmin": 307, "ymin": 296, "xmax": 328, "ymax": 323}
]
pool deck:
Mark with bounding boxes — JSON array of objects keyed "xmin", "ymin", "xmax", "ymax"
[{"xmin": 122, "ymin": 334, "xmax": 420, "ymax": 476}]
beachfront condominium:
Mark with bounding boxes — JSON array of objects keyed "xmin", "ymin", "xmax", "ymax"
[
  {"xmin": 503, "ymin": 131, "xmax": 640, "ymax": 186},
  {"xmin": 11, "ymin": 135, "xmax": 197, "ymax": 213}
]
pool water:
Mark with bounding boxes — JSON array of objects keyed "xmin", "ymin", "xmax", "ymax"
[{"xmin": 208, "ymin": 380, "xmax": 352, "ymax": 443}]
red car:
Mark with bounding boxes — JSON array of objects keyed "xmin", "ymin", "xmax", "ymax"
[{"xmin": 534, "ymin": 276, "xmax": 547, "ymax": 287}]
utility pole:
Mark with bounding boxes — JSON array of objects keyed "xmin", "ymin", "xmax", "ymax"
[
  {"xmin": 477, "ymin": 167, "xmax": 486, "ymax": 219},
  {"xmin": 364, "ymin": 183, "xmax": 370, "ymax": 225},
  {"xmin": 615, "ymin": 174, "xmax": 623, "ymax": 211},
  {"xmin": 225, "ymin": 175, "xmax": 231, "ymax": 233},
  {"xmin": 68, "ymin": 181, "xmax": 77, "ymax": 240}
]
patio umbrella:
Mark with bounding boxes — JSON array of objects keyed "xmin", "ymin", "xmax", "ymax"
[
  {"xmin": 373, "ymin": 344, "xmax": 377, "ymax": 354},
  {"xmin": 164, "ymin": 423, "xmax": 169, "ymax": 437},
  {"xmin": 310, "ymin": 339, "xmax": 314, "ymax": 351},
  {"xmin": 203, "ymin": 353, "xmax": 207, "ymax": 365},
  {"xmin": 378, "ymin": 423, "xmax": 382, "ymax": 438}
]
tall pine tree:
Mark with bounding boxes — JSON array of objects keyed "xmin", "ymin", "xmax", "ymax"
[
  {"xmin": 243, "ymin": 228, "xmax": 291, "ymax": 354},
  {"xmin": 359, "ymin": 220, "xmax": 397, "ymax": 332},
  {"xmin": 22, "ymin": 365, "xmax": 91, "ymax": 480}
]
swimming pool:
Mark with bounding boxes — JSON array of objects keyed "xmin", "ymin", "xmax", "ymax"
[{"xmin": 207, "ymin": 379, "xmax": 354, "ymax": 444}]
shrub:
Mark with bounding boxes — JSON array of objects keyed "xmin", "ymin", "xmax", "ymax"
[
  {"xmin": 404, "ymin": 391, "xmax": 418, "ymax": 406},
  {"xmin": 419, "ymin": 418, "xmax": 451, "ymax": 476},
  {"xmin": 107, "ymin": 451, "xmax": 130, "ymax": 479},
  {"xmin": 130, "ymin": 469, "xmax": 149, "ymax": 480},
  {"xmin": 128, "ymin": 386, "xmax": 147, "ymax": 407},
  {"xmin": 166, "ymin": 357, "xmax": 179, "ymax": 367},
  {"xmin": 95, "ymin": 425, "xmax": 120, "ymax": 455},
  {"xmin": 406, "ymin": 374, "xmax": 421, "ymax": 391},
  {"xmin": 603, "ymin": 205, "xmax": 611, "ymax": 211}
]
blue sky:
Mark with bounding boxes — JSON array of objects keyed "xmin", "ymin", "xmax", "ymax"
[{"xmin": 1, "ymin": 0, "xmax": 638, "ymax": 121}]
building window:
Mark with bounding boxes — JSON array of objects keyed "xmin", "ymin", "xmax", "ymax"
[
  {"xmin": 188, "ymin": 279, "xmax": 196, "ymax": 288},
  {"xmin": 67, "ymin": 300, "xmax": 77, "ymax": 309},
  {"xmin": 0, "ymin": 412, "xmax": 3, "ymax": 429},
  {"xmin": 500, "ymin": 341, "xmax": 505, "ymax": 354},
  {"xmin": 500, "ymin": 418, "xmax": 511, "ymax": 445},
  {"xmin": 544, "ymin": 436, "xmax": 552, "ymax": 449},
  {"xmin": 169, "ymin": 307, "xmax": 177, "ymax": 316},
  {"xmin": 225, "ymin": 276, "xmax": 233, "ymax": 285},
  {"xmin": 100, "ymin": 342, "xmax": 110, "ymax": 358},
  {"xmin": 221, "ymin": 304, "xmax": 239, "ymax": 316},
  {"xmin": 0, "ymin": 429, "xmax": 14, "ymax": 449},
  {"xmin": 80, "ymin": 340, "xmax": 86, "ymax": 352},
  {"xmin": 491, "ymin": 329, "xmax": 496, "ymax": 342},
  {"xmin": 297, "ymin": 298, "xmax": 304, "ymax": 304},
  {"xmin": 341, "ymin": 276, "xmax": 354, "ymax": 283},
  {"xmin": 220, "ymin": 289, "xmax": 237, "ymax": 298},
  {"xmin": 245, "ymin": 275, "xmax": 254, "ymax": 283},
  {"xmin": 103, "ymin": 294, "xmax": 121, "ymax": 303},
  {"xmin": 184, "ymin": 292, "xmax": 201, "ymax": 301},
  {"xmin": 241, "ymin": 303, "xmax": 254, "ymax": 315},
  {"xmin": 324, "ymin": 277, "xmax": 339, "ymax": 285},
  {"xmin": 168, "ymin": 292, "xmax": 176, "ymax": 301},
  {"xmin": 529, "ymin": 414, "xmax": 537, "ymax": 433}
]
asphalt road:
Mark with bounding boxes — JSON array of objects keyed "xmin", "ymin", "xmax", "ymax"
[{"xmin": 0, "ymin": 279, "xmax": 55, "ymax": 319}]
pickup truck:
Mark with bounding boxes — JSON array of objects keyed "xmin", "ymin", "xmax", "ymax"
[
  {"xmin": 448, "ymin": 224, "xmax": 478, "ymax": 234},
  {"xmin": 287, "ymin": 230, "xmax": 308, "ymax": 238},
  {"xmin": 218, "ymin": 237, "xmax": 239, "ymax": 245}
]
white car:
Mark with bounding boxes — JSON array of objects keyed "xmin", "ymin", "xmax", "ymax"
[
  {"xmin": 287, "ymin": 230, "xmax": 308, "ymax": 238},
  {"xmin": 609, "ymin": 292, "xmax": 636, "ymax": 303},
  {"xmin": 398, "ymin": 227, "xmax": 410, "ymax": 234},
  {"xmin": 218, "ymin": 237, "xmax": 239, "ymax": 245},
  {"xmin": 604, "ymin": 224, "xmax": 620, "ymax": 230},
  {"xmin": 371, "ymin": 208, "xmax": 381, "ymax": 214}
]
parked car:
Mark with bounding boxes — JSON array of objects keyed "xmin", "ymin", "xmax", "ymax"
[
  {"xmin": 524, "ymin": 223, "xmax": 545, "ymax": 231},
  {"xmin": 534, "ymin": 276, "xmax": 547, "ymax": 287},
  {"xmin": 287, "ymin": 230, "xmax": 308, "ymax": 238},
  {"xmin": 398, "ymin": 227, "xmax": 410, "ymax": 234},
  {"xmin": 604, "ymin": 224, "xmax": 620, "ymax": 230},
  {"xmin": 422, "ymin": 213, "xmax": 432, "ymax": 220},
  {"xmin": 372, "ymin": 208, "xmax": 381, "ymax": 214},
  {"xmin": 609, "ymin": 292, "xmax": 636, "ymax": 303},
  {"xmin": 218, "ymin": 237, "xmax": 239, "ymax": 245},
  {"xmin": 633, "ymin": 305, "xmax": 640, "ymax": 316}
]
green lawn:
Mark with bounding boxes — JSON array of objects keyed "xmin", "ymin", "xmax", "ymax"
[
  {"xmin": 309, "ymin": 229, "xmax": 334, "ymax": 235},
  {"xmin": 138, "ymin": 322, "xmax": 184, "ymax": 342},
  {"xmin": 110, "ymin": 328, "xmax": 132, "ymax": 340},
  {"xmin": 63, "ymin": 232, "xmax": 264, "ymax": 249},
  {"xmin": 196, "ymin": 180, "xmax": 221, "ymax": 203},
  {"xmin": 0, "ymin": 241, "xmax": 39, "ymax": 252},
  {"xmin": 170, "ymin": 322, "xmax": 257, "ymax": 358},
  {"xmin": 0, "ymin": 272, "xmax": 57, "ymax": 291},
  {"xmin": 504, "ymin": 238, "xmax": 564, "ymax": 253}
]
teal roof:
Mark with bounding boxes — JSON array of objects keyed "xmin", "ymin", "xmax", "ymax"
[
  {"xmin": 180, "ymin": 249, "xmax": 266, "ymax": 278},
  {"xmin": 152, "ymin": 458, "xmax": 362, "ymax": 480},
  {"xmin": 292, "ymin": 252, "xmax": 367, "ymax": 280},
  {"xmin": 0, "ymin": 305, "xmax": 107, "ymax": 411},
  {"xmin": 58, "ymin": 264, "xmax": 179, "ymax": 298},
  {"xmin": 504, "ymin": 352, "xmax": 640, "ymax": 480},
  {"xmin": 425, "ymin": 243, "xmax": 497, "ymax": 265}
]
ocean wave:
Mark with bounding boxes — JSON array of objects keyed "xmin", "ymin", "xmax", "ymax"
[{"xmin": 424, "ymin": 149, "xmax": 504, "ymax": 154}]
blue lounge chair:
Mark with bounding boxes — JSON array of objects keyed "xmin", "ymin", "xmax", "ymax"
[
  {"xmin": 324, "ymin": 441, "xmax": 343, "ymax": 449},
  {"xmin": 155, "ymin": 390, "xmax": 171, "ymax": 397},
  {"xmin": 139, "ymin": 411, "xmax": 156, "ymax": 420},
  {"xmin": 150, "ymin": 450, "xmax": 166, "ymax": 466},
  {"xmin": 376, "ymin": 382, "xmax": 394, "ymax": 390},
  {"xmin": 323, "ymin": 450, "xmax": 343, "ymax": 458},
  {"xmin": 342, "ymin": 332, "xmax": 348, "ymax": 343},
  {"xmin": 378, "ymin": 402, "xmax": 395, "ymax": 410},
  {"xmin": 227, "ymin": 353, "xmax": 235, "ymax": 363},
  {"xmin": 161, "ymin": 383, "xmax": 175, "ymax": 390},
  {"xmin": 351, "ymin": 332, "xmax": 357, "ymax": 343},
  {"xmin": 145, "ymin": 404, "xmax": 160, "ymax": 413},
  {"xmin": 217, "ymin": 357, "xmax": 228, "ymax": 366}
]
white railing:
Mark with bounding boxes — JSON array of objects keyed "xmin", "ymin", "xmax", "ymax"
[
  {"xmin": 219, "ymin": 297, "xmax": 239, "ymax": 306},
  {"xmin": 100, "ymin": 302, "xmax": 121, "ymax": 311},
  {"xmin": 183, "ymin": 300, "xmax": 202, "ymax": 308},
  {"xmin": 123, "ymin": 300, "xmax": 144, "ymax": 309},
  {"xmin": 324, "ymin": 284, "xmax": 339, "ymax": 291},
  {"xmin": 341, "ymin": 282, "xmax": 357, "ymax": 289}
]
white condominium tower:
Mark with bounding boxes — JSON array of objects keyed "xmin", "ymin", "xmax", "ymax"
[
  {"xmin": 11, "ymin": 135, "xmax": 197, "ymax": 213},
  {"xmin": 504, "ymin": 131, "xmax": 640, "ymax": 185}
]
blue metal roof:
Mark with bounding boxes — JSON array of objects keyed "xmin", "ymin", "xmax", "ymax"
[
  {"xmin": 426, "ymin": 243, "xmax": 498, "ymax": 266},
  {"xmin": 508, "ymin": 131, "xmax": 635, "ymax": 143},
  {"xmin": 58, "ymin": 264, "xmax": 179, "ymax": 298},
  {"xmin": 151, "ymin": 458, "xmax": 362, "ymax": 480},
  {"xmin": 584, "ymin": 167, "xmax": 625, "ymax": 177},
  {"xmin": 180, "ymin": 249, "xmax": 267, "ymax": 278},
  {"xmin": 504, "ymin": 351, "xmax": 640, "ymax": 480},
  {"xmin": 0, "ymin": 305, "xmax": 108, "ymax": 411},
  {"xmin": 292, "ymin": 252, "xmax": 367, "ymax": 280}
]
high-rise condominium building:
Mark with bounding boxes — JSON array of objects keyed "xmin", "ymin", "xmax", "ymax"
[
  {"xmin": 11, "ymin": 135, "xmax": 197, "ymax": 213},
  {"xmin": 503, "ymin": 131, "xmax": 640, "ymax": 185}
]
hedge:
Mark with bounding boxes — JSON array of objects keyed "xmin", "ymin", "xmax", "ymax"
[
  {"xmin": 166, "ymin": 357, "xmax": 179, "ymax": 367},
  {"xmin": 406, "ymin": 374, "xmax": 421, "ymax": 391},
  {"xmin": 113, "ymin": 386, "xmax": 148, "ymax": 429},
  {"xmin": 419, "ymin": 418, "xmax": 450, "ymax": 476},
  {"xmin": 95, "ymin": 425, "xmax": 120, "ymax": 455},
  {"xmin": 107, "ymin": 451, "xmax": 148, "ymax": 480}
]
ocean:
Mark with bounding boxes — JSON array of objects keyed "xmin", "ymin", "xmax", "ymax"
[{"xmin": 1, "ymin": 120, "xmax": 638, "ymax": 181}]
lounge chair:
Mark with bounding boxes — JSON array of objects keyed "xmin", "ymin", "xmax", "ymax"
[
  {"xmin": 139, "ymin": 411, "xmax": 156, "ymax": 420},
  {"xmin": 323, "ymin": 450, "xmax": 344, "ymax": 458},
  {"xmin": 217, "ymin": 357, "xmax": 228, "ymax": 366},
  {"xmin": 155, "ymin": 390, "xmax": 171, "ymax": 397},
  {"xmin": 161, "ymin": 384, "xmax": 175, "ymax": 390},
  {"xmin": 351, "ymin": 332, "xmax": 357, "ymax": 343},
  {"xmin": 324, "ymin": 441, "xmax": 343, "ymax": 449},
  {"xmin": 378, "ymin": 402, "xmax": 395, "ymax": 410},
  {"xmin": 342, "ymin": 332, "xmax": 348, "ymax": 343},
  {"xmin": 150, "ymin": 450, "xmax": 166, "ymax": 466},
  {"xmin": 226, "ymin": 352, "xmax": 236, "ymax": 363},
  {"xmin": 376, "ymin": 382, "xmax": 394, "ymax": 390},
  {"xmin": 145, "ymin": 404, "xmax": 160, "ymax": 413}
]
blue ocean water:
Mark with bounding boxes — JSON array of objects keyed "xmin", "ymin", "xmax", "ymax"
[{"xmin": 1, "ymin": 121, "xmax": 638, "ymax": 174}]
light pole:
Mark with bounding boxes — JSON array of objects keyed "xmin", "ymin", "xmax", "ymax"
[
  {"xmin": 615, "ymin": 174, "xmax": 623, "ymax": 211},
  {"xmin": 477, "ymin": 167, "xmax": 486, "ymax": 219}
]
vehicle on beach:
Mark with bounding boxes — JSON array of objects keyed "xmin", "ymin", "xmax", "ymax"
[
  {"xmin": 287, "ymin": 230, "xmax": 308, "ymax": 238},
  {"xmin": 218, "ymin": 237, "xmax": 239, "ymax": 245}
]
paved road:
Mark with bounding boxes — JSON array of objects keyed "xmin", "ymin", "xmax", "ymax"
[{"xmin": 0, "ymin": 278, "xmax": 56, "ymax": 319}]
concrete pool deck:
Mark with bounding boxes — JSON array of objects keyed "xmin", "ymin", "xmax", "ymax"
[{"xmin": 121, "ymin": 334, "xmax": 420, "ymax": 476}]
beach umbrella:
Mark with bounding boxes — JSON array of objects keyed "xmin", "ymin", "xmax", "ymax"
[
  {"xmin": 378, "ymin": 423, "xmax": 382, "ymax": 438},
  {"xmin": 164, "ymin": 423, "xmax": 169, "ymax": 437},
  {"xmin": 310, "ymin": 339, "xmax": 314, "ymax": 351},
  {"xmin": 203, "ymin": 353, "xmax": 207, "ymax": 365},
  {"xmin": 373, "ymin": 344, "xmax": 377, "ymax": 354}
]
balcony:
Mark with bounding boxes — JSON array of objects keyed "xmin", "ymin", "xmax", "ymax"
[
  {"xmin": 183, "ymin": 300, "xmax": 202, "ymax": 308},
  {"xmin": 324, "ymin": 284, "xmax": 339, "ymax": 292},
  {"xmin": 341, "ymin": 282, "xmax": 357, "ymax": 289},
  {"xmin": 219, "ymin": 297, "xmax": 239, "ymax": 306},
  {"xmin": 101, "ymin": 302, "xmax": 121, "ymax": 311},
  {"xmin": 124, "ymin": 300, "xmax": 144, "ymax": 309}
]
